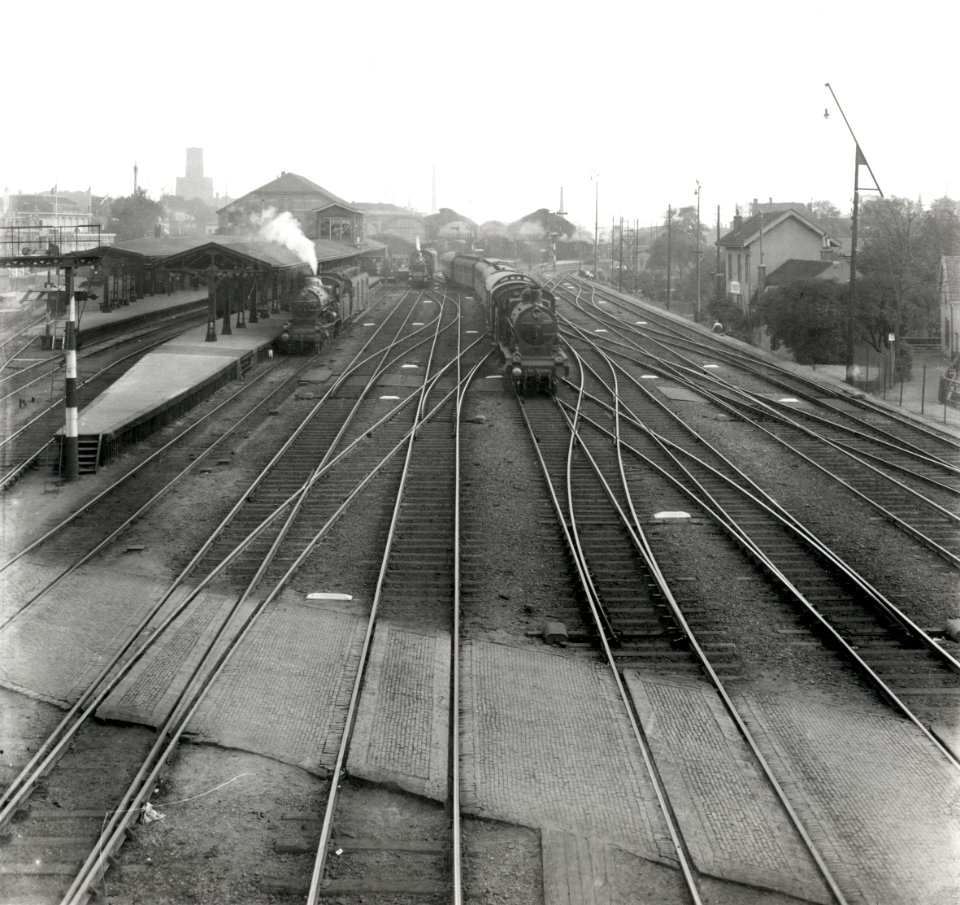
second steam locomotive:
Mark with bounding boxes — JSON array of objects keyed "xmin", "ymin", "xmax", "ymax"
[{"xmin": 440, "ymin": 253, "xmax": 568, "ymax": 393}]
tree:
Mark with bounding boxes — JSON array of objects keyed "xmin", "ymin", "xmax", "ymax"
[
  {"xmin": 107, "ymin": 189, "xmax": 164, "ymax": 240},
  {"xmin": 854, "ymin": 195, "xmax": 960, "ymax": 339},
  {"xmin": 809, "ymin": 199, "xmax": 843, "ymax": 219},
  {"xmin": 757, "ymin": 279, "xmax": 849, "ymax": 364},
  {"xmin": 643, "ymin": 206, "xmax": 706, "ymax": 302}
]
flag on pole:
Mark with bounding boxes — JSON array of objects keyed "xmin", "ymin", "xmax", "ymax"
[{"xmin": 855, "ymin": 145, "xmax": 867, "ymax": 166}]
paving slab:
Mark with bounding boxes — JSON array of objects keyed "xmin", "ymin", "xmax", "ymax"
[
  {"xmin": 0, "ymin": 565, "xmax": 177, "ymax": 706},
  {"xmin": 347, "ymin": 624, "xmax": 449, "ymax": 799},
  {"xmin": 0, "ymin": 560, "xmax": 64, "ymax": 623},
  {"xmin": 460, "ymin": 641, "xmax": 669, "ymax": 861},
  {"xmin": 186, "ymin": 598, "xmax": 366, "ymax": 773},
  {"xmin": 624, "ymin": 673, "xmax": 832, "ymax": 902},
  {"xmin": 736, "ymin": 691, "xmax": 960, "ymax": 905}
]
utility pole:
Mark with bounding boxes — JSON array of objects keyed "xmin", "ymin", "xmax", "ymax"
[
  {"xmin": 666, "ymin": 205, "xmax": 672, "ymax": 312},
  {"xmin": 618, "ymin": 217, "xmax": 624, "ymax": 292},
  {"xmin": 716, "ymin": 205, "xmax": 722, "ymax": 302},
  {"xmin": 825, "ymin": 82, "xmax": 883, "ymax": 386},
  {"xmin": 695, "ymin": 181, "xmax": 701, "ymax": 323},
  {"xmin": 593, "ymin": 176, "xmax": 599, "ymax": 276}
]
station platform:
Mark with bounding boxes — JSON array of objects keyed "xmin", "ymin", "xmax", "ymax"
[
  {"xmin": 74, "ymin": 287, "xmax": 211, "ymax": 346},
  {"xmin": 73, "ymin": 316, "xmax": 284, "ymax": 469}
]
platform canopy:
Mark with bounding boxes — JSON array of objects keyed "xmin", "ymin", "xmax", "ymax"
[{"xmin": 79, "ymin": 235, "xmax": 313, "ymax": 276}]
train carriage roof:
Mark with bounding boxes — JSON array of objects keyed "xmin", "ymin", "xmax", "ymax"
[{"xmin": 484, "ymin": 269, "xmax": 538, "ymax": 294}]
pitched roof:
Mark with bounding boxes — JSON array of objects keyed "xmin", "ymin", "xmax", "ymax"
[
  {"xmin": 218, "ymin": 172, "xmax": 351, "ymax": 213},
  {"xmin": 765, "ymin": 259, "xmax": 836, "ymax": 284},
  {"xmin": 719, "ymin": 207, "xmax": 839, "ymax": 249}
]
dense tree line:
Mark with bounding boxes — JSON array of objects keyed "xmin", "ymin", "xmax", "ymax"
[{"xmin": 756, "ymin": 196, "xmax": 959, "ymax": 364}]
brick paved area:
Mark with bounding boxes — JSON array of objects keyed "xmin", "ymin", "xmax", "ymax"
[
  {"xmin": 348, "ymin": 624, "xmax": 450, "ymax": 799},
  {"xmin": 625, "ymin": 674, "xmax": 833, "ymax": 903},
  {"xmin": 98, "ymin": 586, "xmax": 246, "ymax": 726},
  {"xmin": 0, "ymin": 560, "xmax": 64, "ymax": 623},
  {"xmin": 187, "ymin": 597, "xmax": 366, "ymax": 774},
  {"xmin": 0, "ymin": 565, "xmax": 172, "ymax": 705},
  {"xmin": 460, "ymin": 641, "xmax": 668, "ymax": 862},
  {"xmin": 737, "ymin": 692, "xmax": 960, "ymax": 905}
]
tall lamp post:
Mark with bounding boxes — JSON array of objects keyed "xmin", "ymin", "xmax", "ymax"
[
  {"xmin": 695, "ymin": 180, "xmax": 701, "ymax": 324},
  {"xmin": 825, "ymin": 82, "xmax": 883, "ymax": 385}
]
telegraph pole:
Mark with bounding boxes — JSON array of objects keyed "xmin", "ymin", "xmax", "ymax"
[
  {"xmin": 825, "ymin": 82, "xmax": 883, "ymax": 385},
  {"xmin": 593, "ymin": 176, "xmax": 599, "ymax": 276},
  {"xmin": 618, "ymin": 217, "xmax": 624, "ymax": 292},
  {"xmin": 666, "ymin": 205, "xmax": 672, "ymax": 312},
  {"xmin": 716, "ymin": 205, "xmax": 722, "ymax": 301},
  {"xmin": 695, "ymin": 181, "xmax": 701, "ymax": 323}
]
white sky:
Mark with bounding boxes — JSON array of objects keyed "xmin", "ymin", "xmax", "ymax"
[{"xmin": 3, "ymin": 1, "xmax": 956, "ymax": 233}]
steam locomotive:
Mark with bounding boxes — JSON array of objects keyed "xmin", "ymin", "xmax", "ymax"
[
  {"xmin": 409, "ymin": 254, "xmax": 429, "ymax": 289},
  {"xmin": 440, "ymin": 253, "xmax": 568, "ymax": 393},
  {"xmin": 277, "ymin": 274, "xmax": 341, "ymax": 353}
]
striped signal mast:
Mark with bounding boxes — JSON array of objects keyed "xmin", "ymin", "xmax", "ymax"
[{"xmin": 63, "ymin": 264, "xmax": 79, "ymax": 481}]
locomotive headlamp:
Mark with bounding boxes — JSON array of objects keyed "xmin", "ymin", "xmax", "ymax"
[{"xmin": 511, "ymin": 367, "xmax": 523, "ymax": 380}]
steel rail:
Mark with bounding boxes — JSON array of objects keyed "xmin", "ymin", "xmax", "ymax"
[
  {"xmin": 554, "ymin": 350, "xmax": 851, "ymax": 901},
  {"xmin": 0, "ymin": 358, "xmax": 294, "ymax": 574},
  {"xmin": 0, "ymin": 341, "xmax": 484, "ymax": 837},
  {"xmin": 516, "ymin": 358, "xmax": 706, "ymax": 905},
  {"xmin": 557, "ymin": 320, "xmax": 960, "ymax": 564},
  {"xmin": 60, "ymin": 319, "xmax": 482, "ymax": 905},
  {"xmin": 564, "ymin": 344, "xmax": 960, "ymax": 677},
  {"xmin": 568, "ymin": 392, "xmax": 960, "ymax": 766},
  {"xmin": 0, "ymin": 296, "xmax": 443, "ymax": 823},
  {"xmin": 0, "ymin": 318, "xmax": 212, "ymax": 491},
  {"xmin": 0, "ymin": 309, "xmax": 208, "ymax": 398},
  {"xmin": 304, "ymin": 304, "xmax": 456, "ymax": 904},
  {"xmin": 563, "ymin": 278, "xmax": 960, "ymax": 450}
]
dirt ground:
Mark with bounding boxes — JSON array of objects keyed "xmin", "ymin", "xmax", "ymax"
[{"xmin": 2, "ymin": 286, "xmax": 956, "ymax": 904}]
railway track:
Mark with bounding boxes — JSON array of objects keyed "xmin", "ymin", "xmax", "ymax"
[
  {"xmin": 551, "ymin": 282, "xmax": 960, "ymax": 569},
  {"xmin": 0, "ymin": 310, "xmax": 210, "ymax": 488},
  {"xmin": 516, "ymin": 379, "xmax": 844, "ymax": 904},
  {"xmin": 511, "ymin": 324, "xmax": 960, "ymax": 901},
  {"xmin": 0, "ymin": 288, "xmax": 487, "ymax": 904}
]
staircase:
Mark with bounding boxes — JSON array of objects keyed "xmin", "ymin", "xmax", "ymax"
[{"xmin": 77, "ymin": 435, "xmax": 102, "ymax": 474}]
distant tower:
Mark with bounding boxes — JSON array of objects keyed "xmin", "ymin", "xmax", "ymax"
[
  {"xmin": 133, "ymin": 162, "xmax": 138, "ymax": 194},
  {"xmin": 176, "ymin": 147, "xmax": 214, "ymax": 204}
]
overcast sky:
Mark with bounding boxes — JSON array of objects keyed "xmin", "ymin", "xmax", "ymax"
[{"xmin": 4, "ymin": 1, "xmax": 956, "ymax": 233}]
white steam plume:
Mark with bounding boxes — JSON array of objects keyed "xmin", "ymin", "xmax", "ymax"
[{"xmin": 253, "ymin": 207, "xmax": 318, "ymax": 274}]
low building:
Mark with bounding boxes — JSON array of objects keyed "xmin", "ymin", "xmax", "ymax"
[
  {"xmin": 718, "ymin": 207, "xmax": 841, "ymax": 309},
  {"xmin": 764, "ymin": 257, "xmax": 851, "ymax": 288}
]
